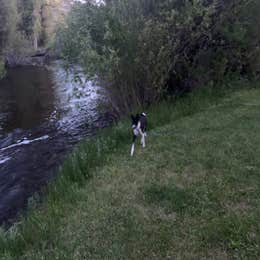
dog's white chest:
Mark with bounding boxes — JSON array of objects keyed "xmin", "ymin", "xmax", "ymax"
[
  {"xmin": 133, "ymin": 127, "xmax": 140, "ymax": 136},
  {"xmin": 132, "ymin": 122, "xmax": 141, "ymax": 136}
]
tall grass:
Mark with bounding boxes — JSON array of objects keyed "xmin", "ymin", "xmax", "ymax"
[{"xmin": 0, "ymin": 79, "xmax": 258, "ymax": 258}]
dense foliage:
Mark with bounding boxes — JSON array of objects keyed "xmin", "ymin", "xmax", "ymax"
[{"xmin": 60, "ymin": 0, "xmax": 260, "ymax": 112}]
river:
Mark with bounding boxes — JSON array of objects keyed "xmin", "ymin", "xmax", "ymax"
[{"xmin": 0, "ymin": 61, "xmax": 113, "ymax": 226}]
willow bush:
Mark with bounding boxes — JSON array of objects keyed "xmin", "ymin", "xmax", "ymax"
[{"xmin": 59, "ymin": 0, "xmax": 260, "ymax": 113}]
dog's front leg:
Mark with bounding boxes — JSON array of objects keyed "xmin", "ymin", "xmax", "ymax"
[
  {"xmin": 140, "ymin": 130, "xmax": 146, "ymax": 148},
  {"xmin": 138, "ymin": 128, "xmax": 145, "ymax": 148},
  {"xmin": 131, "ymin": 135, "xmax": 137, "ymax": 156},
  {"xmin": 142, "ymin": 133, "xmax": 146, "ymax": 148},
  {"xmin": 131, "ymin": 143, "xmax": 135, "ymax": 156}
]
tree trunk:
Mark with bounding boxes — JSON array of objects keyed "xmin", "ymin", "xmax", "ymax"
[{"xmin": 34, "ymin": 36, "xmax": 38, "ymax": 51}]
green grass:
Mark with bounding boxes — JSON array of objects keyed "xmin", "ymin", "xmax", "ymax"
[{"xmin": 0, "ymin": 80, "xmax": 260, "ymax": 259}]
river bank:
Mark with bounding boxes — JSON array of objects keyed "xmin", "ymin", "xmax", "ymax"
[
  {"xmin": 0, "ymin": 80, "xmax": 259, "ymax": 259},
  {"xmin": 4, "ymin": 49, "xmax": 57, "ymax": 68}
]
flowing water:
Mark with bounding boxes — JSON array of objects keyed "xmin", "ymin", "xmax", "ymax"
[{"xmin": 0, "ymin": 61, "xmax": 113, "ymax": 226}]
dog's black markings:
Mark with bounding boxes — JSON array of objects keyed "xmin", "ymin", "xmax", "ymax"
[{"xmin": 130, "ymin": 113, "xmax": 147, "ymax": 156}]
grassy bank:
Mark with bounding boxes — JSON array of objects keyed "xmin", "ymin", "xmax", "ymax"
[{"xmin": 0, "ymin": 80, "xmax": 260, "ymax": 259}]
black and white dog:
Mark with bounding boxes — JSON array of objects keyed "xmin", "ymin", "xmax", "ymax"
[{"xmin": 130, "ymin": 113, "xmax": 147, "ymax": 156}]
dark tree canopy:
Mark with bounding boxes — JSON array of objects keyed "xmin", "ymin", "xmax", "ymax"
[{"xmin": 59, "ymin": 0, "xmax": 259, "ymax": 112}]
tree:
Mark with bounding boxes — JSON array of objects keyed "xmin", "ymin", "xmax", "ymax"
[
  {"xmin": 0, "ymin": 0, "xmax": 73, "ymax": 71},
  {"xmin": 0, "ymin": 0, "xmax": 20, "ymax": 54}
]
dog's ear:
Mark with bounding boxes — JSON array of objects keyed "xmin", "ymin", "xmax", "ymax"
[{"xmin": 131, "ymin": 114, "xmax": 135, "ymax": 122}]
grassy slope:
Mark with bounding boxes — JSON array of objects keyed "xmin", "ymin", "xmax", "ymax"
[{"xmin": 1, "ymin": 83, "xmax": 260, "ymax": 259}]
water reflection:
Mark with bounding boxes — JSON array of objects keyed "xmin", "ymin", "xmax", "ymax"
[
  {"xmin": 0, "ymin": 66, "xmax": 55, "ymax": 132},
  {"xmin": 0, "ymin": 62, "xmax": 112, "ymax": 226}
]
